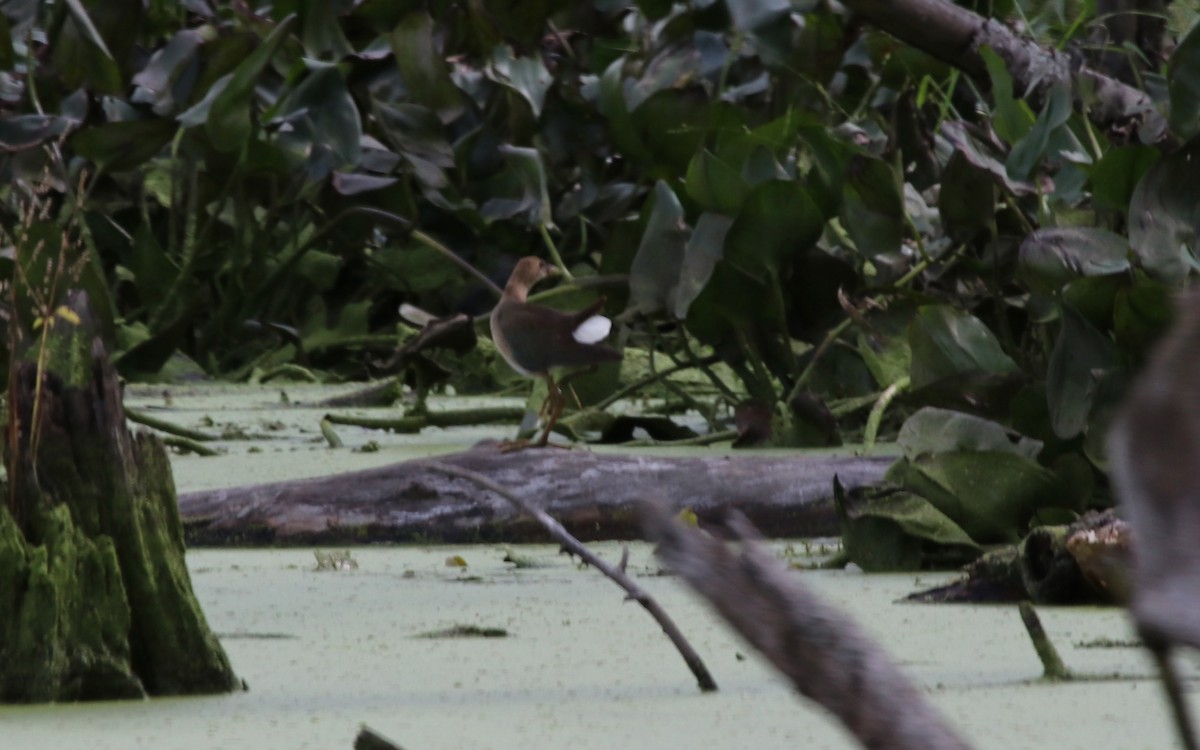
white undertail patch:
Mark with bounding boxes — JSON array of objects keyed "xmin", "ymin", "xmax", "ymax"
[{"xmin": 572, "ymin": 315, "xmax": 612, "ymax": 344}]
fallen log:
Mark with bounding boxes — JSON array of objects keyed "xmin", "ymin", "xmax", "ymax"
[{"xmin": 178, "ymin": 444, "xmax": 893, "ymax": 545}]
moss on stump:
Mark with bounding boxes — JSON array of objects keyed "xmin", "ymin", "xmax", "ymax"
[{"xmin": 1, "ymin": 291, "xmax": 238, "ymax": 702}]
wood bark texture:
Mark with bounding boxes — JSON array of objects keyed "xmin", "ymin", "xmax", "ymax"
[
  {"xmin": 178, "ymin": 445, "xmax": 893, "ymax": 544},
  {"xmin": 642, "ymin": 502, "xmax": 974, "ymax": 750},
  {"xmin": 844, "ymin": 0, "xmax": 1161, "ymax": 138},
  {"xmin": 1, "ymin": 291, "xmax": 238, "ymax": 702}
]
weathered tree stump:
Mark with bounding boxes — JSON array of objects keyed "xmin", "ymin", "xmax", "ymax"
[{"xmin": 0, "ymin": 291, "xmax": 238, "ymax": 702}]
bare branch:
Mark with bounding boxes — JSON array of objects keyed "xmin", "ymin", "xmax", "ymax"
[
  {"xmin": 413, "ymin": 460, "xmax": 718, "ymax": 693},
  {"xmin": 642, "ymin": 501, "xmax": 972, "ymax": 750}
]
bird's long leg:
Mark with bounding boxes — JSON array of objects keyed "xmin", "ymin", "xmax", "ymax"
[
  {"xmin": 536, "ymin": 375, "xmax": 564, "ymax": 446},
  {"xmin": 1150, "ymin": 640, "xmax": 1200, "ymax": 750}
]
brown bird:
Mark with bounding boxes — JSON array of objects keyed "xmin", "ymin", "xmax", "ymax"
[
  {"xmin": 1109, "ymin": 288, "xmax": 1200, "ymax": 750},
  {"xmin": 490, "ymin": 257, "xmax": 622, "ymax": 446}
]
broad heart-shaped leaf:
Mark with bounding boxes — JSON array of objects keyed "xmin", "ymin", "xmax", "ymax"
[
  {"xmin": 0, "ymin": 114, "xmax": 74, "ymax": 152},
  {"xmin": 70, "ymin": 119, "xmax": 177, "ymax": 172},
  {"xmin": 298, "ymin": 0, "xmax": 353, "ymax": 59},
  {"xmin": 1018, "ymin": 226, "xmax": 1131, "ymax": 293},
  {"xmin": 940, "ymin": 120, "xmax": 1036, "ymax": 196},
  {"xmin": 628, "ymin": 181, "xmax": 689, "ymax": 316},
  {"xmin": 686, "ymin": 149, "xmax": 750, "ymax": 215},
  {"xmin": 485, "ymin": 45, "xmax": 552, "ymax": 117},
  {"xmin": 376, "ymin": 103, "xmax": 454, "ymax": 190},
  {"xmin": 673, "ymin": 213, "xmax": 732, "ymax": 319},
  {"xmin": 836, "ymin": 481, "xmax": 982, "ymax": 572},
  {"xmin": 898, "ymin": 407, "xmax": 1043, "ymax": 462},
  {"xmin": 725, "ymin": 0, "xmax": 791, "ymax": 31},
  {"xmin": 1061, "ymin": 274, "xmax": 1122, "ymax": 329},
  {"xmin": 857, "ymin": 330, "xmax": 910, "ymax": 388},
  {"xmin": 1007, "ymin": 84, "xmax": 1072, "ymax": 181},
  {"xmin": 938, "ymin": 150, "xmax": 995, "ymax": 240},
  {"xmin": 684, "ymin": 258, "xmax": 780, "ymax": 351},
  {"xmin": 1168, "ymin": 21, "xmax": 1200, "ymax": 140},
  {"xmin": 598, "ymin": 58, "xmax": 654, "ymax": 168},
  {"xmin": 886, "ymin": 451, "xmax": 1069, "ymax": 544},
  {"xmin": 131, "ymin": 29, "xmax": 206, "ymax": 116},
  {"xmin": 127, "ymin": 225, "xmax": 179, "ymax": 316},
  {"xmin": 389, "ymin": 12, "xmax": 464, "ymax": 123},
  {"xmin": 980, "ymin": 46, "xmax": 1035, "ymax": 145},
  {"xmin": 205, "ymin": 14, "xmax": 296, "ymax": 152},
  {"xmin": 274, "ymin": 63, "xmax": 362, "ymax": 175},
  {"xmin": 1113, "ymin": 274, "xmax": 1173, "ymax": 358},
  {"xmin": 908, "ymin": 305, "xmax": 1019, "ymax": 390},
  {"xmin": 50, "ymin": 0, "xmax": 136, "ymax": 94},
  {"xmin": 479, "ymin": 144, "xmax": 551, "ymax": 224},
  {"xmin": 723, "ymin": 180, "xmax": 823, "ymax": 277},
  {"xmin": 301, "ymin": 298, "xmax": 372, "ymax": 354},
  {"xmin": 1089, "ymin": 145, "xmax": 1160, "ymax": 214},
  {"xmin": 1128, "ymin": 137, "xmax": 1200, "ymax": 283},
  {"xmin": 1046, "ymin": 304, "xmax": 1116, "ymax": 439},
  {"xmin": 840, "ymin": 155, "xmax": 903, "ymax": 257}
]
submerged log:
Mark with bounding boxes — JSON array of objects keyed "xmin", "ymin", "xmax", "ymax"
[
  {"xmin": 178, "ymin": 445, "xmax": 893, "ymax": 545},
  {"xmin": 0, "ymin": 291, "xmax": 238, "ymax": 702}
]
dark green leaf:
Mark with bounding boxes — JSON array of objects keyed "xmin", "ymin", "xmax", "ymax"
[
  {"xmin": 1018, "ymin": 226, "xmax": 1130, "ymax": 293},
  {"xmin": 673, "ymin": 213, "xmax": 732, "ymax": 319},
  {"xmin": 131, "ymin": 29, "xmax": 206, "ymax": 116},
  {"xmin": 1113, "ymin": 275, "xmax": 1174, "ymax": 358},
  {"xmin": 724, "ymin": 180, "xmax": 823, "ymax": 277},
  {"xmin": 908, "ymin": 305, "xmax": 1019, "ymax": 389},
  {"xmin": 1127, "ymin": 138, "xmax": 1200, "ymax": 282},
  {"xmin": 479, "ymin": 145, "xmax": 550, "ymax": 224},
  {"xmin": 1168, "ymin": 21, "xmax": 1200, "ymax": 140},
  {"xmin": 841, "ymin": 155, "xmax": 903, "ymax": 257},
  {"xmin": 887, "ymin": 452, "xmax": 1067, "ymax": 544},
  {"xmin": 685, "ymin": 149, "xmax": 750, "ymax": 215},
  {"xmin": 1046, "ymin": 305, "xmax": 1115, "ymax": 439},
  {"xmin": 389, "ymin": 12, "xmax": 465, "ymax": 123},
  {"xmin": 299, "ymin": 0, "xmax": 353, "ymax": 59},
  {"xmin": 628, "ymin": 181, "xmax": 689, "ymax": 315},
  {"xmin": 1007, "ymin": 84, "xmax": 1072, "ymax": 181},
  {"xmin": 1089, "ymin": 145, "xmax": 1160, "ymax": 214},
  {"xmin": 898, "ymin": 407, "xmax": 1042, "ymax": 461},
  {"xmin": 938, "ymin": 150, "xmax": 995, "ymax": 240},
  {"xmin": 980, "ymin": 46, "xmax": 1034, "ymax": 144},
  {"xmin": 0, "ymin": 115, "xmax": 73, "ymax": 152},
  {"xmin": 485, "ymin": 46, "xmax": 552, "ymax": 118},
  {"xmin": 857, "ymin": 330, "xmax": 911, "ymax": 388},
  {"xmin": 837, "ymin": 482, "xmax": 981, "ymax": 572},
  {"xmin": 598, "ymin": 58, "xmax": 654, "ymax": 168},
  {"xmin": 71, "ymin": 119, "xmax": 177, "ymax": 172},
  {"xmin": 0, "ymin": 11, "xmax": 14, "ymax": 70},
  {"xmin": 205, "ymin": 14, "xmax": 297, "ymax": 152},
  {"xmin": 275, "ymin": 63, "xmax": 362, "ymax": 173}
]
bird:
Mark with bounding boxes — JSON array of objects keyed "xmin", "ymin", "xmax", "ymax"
[
  {"xmin": 1108, "ymin": 288, "xmax": 1200, "ymax": 750},
  {"xmin": 490, "ymin": 256, "xmax": 622, "ymax": 446}
]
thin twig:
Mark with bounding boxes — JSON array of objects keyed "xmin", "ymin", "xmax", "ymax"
[
  {"xmin": 1017, "ymin": 601, "xmax": 1071, "ymax": 680},
  {"xmin": 125, "ymin": 407, "xmax": 220, "ymax": 442},
  {"xmin": 413, "ymin": 459, "xmax": 718, "ymax": 693}
]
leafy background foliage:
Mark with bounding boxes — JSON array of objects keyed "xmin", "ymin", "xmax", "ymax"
[{"xmin": 1, "ymin": 0, "xmax": 1199, "ymax": 567}]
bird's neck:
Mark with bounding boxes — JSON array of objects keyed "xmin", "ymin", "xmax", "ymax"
[{"xmin": 503, "ymin": 278, "xmax": 533, "ymax": 302}]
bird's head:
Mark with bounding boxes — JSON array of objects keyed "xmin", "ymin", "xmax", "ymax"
[{"xmin": 504, "ymin": 256, "xmax": 561, "ymax": 300}]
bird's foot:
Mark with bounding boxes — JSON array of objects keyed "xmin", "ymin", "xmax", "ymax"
[{"xmin": 495, "ymin": 438, "xmax": 573, "ymax": 453}]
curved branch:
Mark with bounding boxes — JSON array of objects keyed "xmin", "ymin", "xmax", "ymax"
[{"xmin": 413, "ymin": 459, "xmax": 719, "ymax": 693}]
